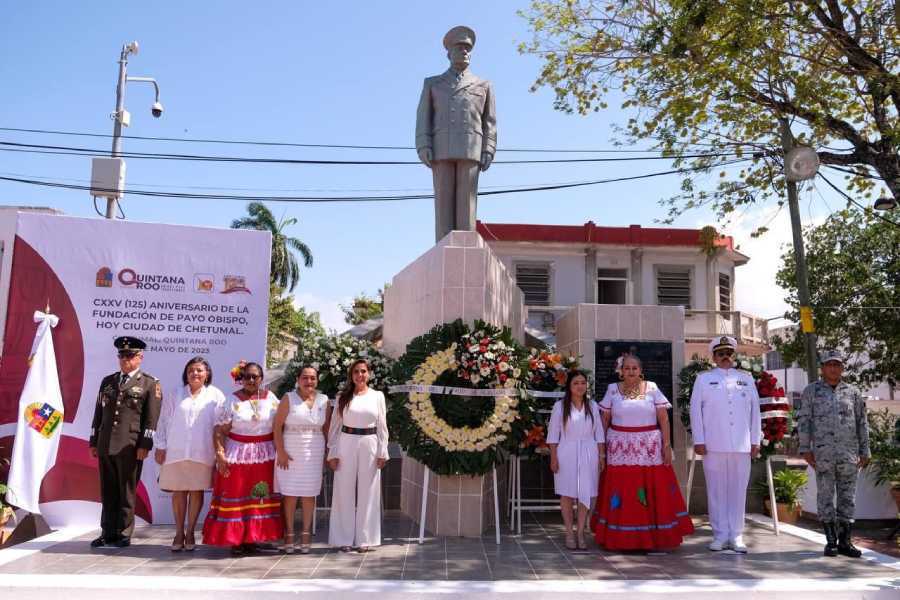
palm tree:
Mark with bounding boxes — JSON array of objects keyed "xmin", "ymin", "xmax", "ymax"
[{"xmin": 231, "ymin": 202, "xmax": 313, "ymax": 292}]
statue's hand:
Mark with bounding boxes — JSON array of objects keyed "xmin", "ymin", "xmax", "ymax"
[
  {"xmin": 480, "ymin": 152, "xmax": 493, "ymax": 172},
  {"xmin": 417, "ymin": 148, "xmax": 433, "ymax": 168}
]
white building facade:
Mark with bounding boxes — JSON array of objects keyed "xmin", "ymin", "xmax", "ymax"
[{"xmin": 476, "ymin": 221, "xmax": 768, "ymax": 357}]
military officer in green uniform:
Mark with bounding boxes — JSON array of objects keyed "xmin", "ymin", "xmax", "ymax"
[
  {"xmin": 798, "ymin": 349, "xmax": 870, "ymax": 558},
  {"xmin": 89, "ymin": 336, "xmax": 162, "ymax": 548}
]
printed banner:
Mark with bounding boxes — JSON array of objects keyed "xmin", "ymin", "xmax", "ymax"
[{"xmin": 0, "ymin": 213, "xmax": 270, "ymax": 526}]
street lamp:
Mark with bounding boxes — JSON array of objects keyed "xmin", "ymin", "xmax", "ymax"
[
  {"xmin": 104, "ymin": 41, "xmax": 164, "ymax": 219},
  {"xmin": 780, "ymin": 120, "xmax": 819, "ymax": 386}
]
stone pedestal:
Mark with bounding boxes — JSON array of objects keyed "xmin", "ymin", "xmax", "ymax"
[
  {"xmin": 383, "ymin": 230, "xmax": 524, "ymax": 536},
  {"xmin": 399, "ymin": 455, "xmax": 506, "ymax": 537}
]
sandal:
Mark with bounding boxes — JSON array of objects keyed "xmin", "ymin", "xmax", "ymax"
[
  {"xmin": 299, "ymin": 531, "xmax": 311, "ymax": 555},
  {"xmin": 357, "ymin": 545, "xmax": 372, "ymax": 554},
  {"xmin": 564, "ymin": 532, "xmax": 577, "ymax": 550},
  {"xmin": 282, "ymin": 532, "xmax": 295, "ymax": 554},
  {"xmin": 339, "ymin": 545, "xmax": 352, "ymax": 553},
  {"xmin": 171, "ymin": 532, "xmax": 185, "ymax": 552},
  {"xmin": 576, "ymin": 532, "xmax": 588, "ymax": 551},
  {"xmin": 184, "ymin": 532, "xmax": 196, "ymax": 552}
]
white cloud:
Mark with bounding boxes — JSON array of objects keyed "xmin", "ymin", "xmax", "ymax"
[
  {"xmin": 292, "ymin": 292, "xmax": 351, "ymax": 334},
  {"xmin": 722, "ymin": 204, "xmax": 826, "ymax": 323}
]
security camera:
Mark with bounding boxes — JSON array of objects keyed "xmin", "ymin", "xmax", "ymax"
[{"xmin": 151, "ymin": 101, "xmax": 164, "ymax": 118}]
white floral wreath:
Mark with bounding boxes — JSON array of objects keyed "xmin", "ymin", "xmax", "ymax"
[{"xmin": 407, "ymin": 343, "xmax": 520, "ymax": 452}]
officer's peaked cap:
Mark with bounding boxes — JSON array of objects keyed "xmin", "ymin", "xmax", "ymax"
[
  {"xmin": 114, "ymin": 336, "xmax": 146, "ymax": 352},
  {"xmin": 443, "ymin": 25, "xmax": 476, "ymax": 50},
  {"xmin": 709, "ymin": 335, "xmax": 737, "ymax": 354}
]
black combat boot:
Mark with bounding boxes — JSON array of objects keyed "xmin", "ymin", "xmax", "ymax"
[
  {"xmin": 822, "ymin": 522, "xmax": 839, "ymax": 557},
  {"xmin": 837, "ymin": 521, "xmax": 863, "ymax": 558}
]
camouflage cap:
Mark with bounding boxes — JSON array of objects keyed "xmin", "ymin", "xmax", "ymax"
[{"xmin": 820, "ymin": 349, "xmax": 844, "ymax": 366}]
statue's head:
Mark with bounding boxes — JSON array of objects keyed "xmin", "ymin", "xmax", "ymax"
[{"xmin": 443, "ymin": 25, "xmax": 475, "ymax": 71}]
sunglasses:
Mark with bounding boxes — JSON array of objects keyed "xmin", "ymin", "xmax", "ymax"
[
  {"xmin": 242, "ymin": 374, "xmax": 261, "ymax": 380},
  {"xmin": 714, "ymin": 350, "xmax": 735, "ymax": 357}
]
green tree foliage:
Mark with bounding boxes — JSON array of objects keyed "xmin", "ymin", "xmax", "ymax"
[
  {"xmin": 521, "ymin": 1, "xmax": 899, "ymax": 223},
  {"xmin": 339, "ymin": 287, "xmax": 387, "ymax": 326},
  {"xmin": 231, "ymin": 202, "xmax": 313, "ymax": 292},
  {"xmin": 266, "ymin": 283, "xmax": 325, "ymax": 366},
  {"xmin": 775, "ymin": 208, "xmax": 899, "ymax": 389}
]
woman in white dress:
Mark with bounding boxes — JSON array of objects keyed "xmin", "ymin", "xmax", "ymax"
[
  {"xmin": 548, "ymin": 370, "xmax": 605, "ymax": 551},
  {"xmin": 274, "ymin": 365, "xmax": 330, "ymax": 554},
  {"xmin": 154, "ymin": 357, "xmax": 225, "ymax": 551},
  {"xmin": 327, "ymin": 358, "xmax": 389, "ymax": 553}
]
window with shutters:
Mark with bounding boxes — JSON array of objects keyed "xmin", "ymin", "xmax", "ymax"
[
  {"xmin": 515, "ymin": 262, "xmax": 550, "ymax": 306},
  {"xmin": 719, "ymin": 272, "xmax": 732, "ymax": 312},
  {"xmin": 656, "ymin": 266, "xmax": 692, "ymax": 308},
  {"xmin": 597, "ymin": 268, "xmax": 628, "ymax": 304}
]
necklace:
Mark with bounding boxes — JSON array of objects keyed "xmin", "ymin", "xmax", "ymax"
[
  {"xmin": 621, "ymin": 383, "xmax": 643, "ymax": 400},
  {"xmin": 242, "ymin": 390, "xmax": 264, "ymax": 420}
]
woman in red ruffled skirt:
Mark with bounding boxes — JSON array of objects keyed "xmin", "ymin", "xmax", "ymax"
[
  {"xmin": 591, "ymin": 354, "xmax": 693, "ymax": 551},
  {"xmin": 202, "ymin": 362, "xmax": 283, "ymax": 553}
]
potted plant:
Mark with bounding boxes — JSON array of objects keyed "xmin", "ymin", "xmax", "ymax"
[
  {"xmin": 866, "ymin": 409, "xmax": 900, "ymax": 511},
  {"xmin": 753, "ymin": 468, "xmax": 809, "ymax": 524}
]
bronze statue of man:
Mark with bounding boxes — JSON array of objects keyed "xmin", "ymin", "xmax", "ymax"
[{"xmin": 416, "ymin": 26, "xmax": 497, "ymax": 242}]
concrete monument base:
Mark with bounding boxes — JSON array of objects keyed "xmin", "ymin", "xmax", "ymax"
[
  {"xmin": 399, "ymin": 455, "xmax": 505, "ymax": 538},
  {"xmin": 383, "ymin": 230, "xmax": 524, "ymax": 536}
]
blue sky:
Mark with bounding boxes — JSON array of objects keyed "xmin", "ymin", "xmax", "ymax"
[{"xmin": 1, "ymin": 1, "xmax": 835, "ymax": 330}]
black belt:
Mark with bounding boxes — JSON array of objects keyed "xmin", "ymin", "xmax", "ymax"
[{"xmin": 342, "ymin": 425, "xmax": 376, "ymax": 435}]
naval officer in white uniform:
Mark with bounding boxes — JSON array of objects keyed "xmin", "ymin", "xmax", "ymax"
[{"xmin": 689, "ymin": 336, "xmax": 761, "ymax": 553}]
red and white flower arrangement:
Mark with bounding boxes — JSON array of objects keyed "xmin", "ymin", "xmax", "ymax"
[
  {"xmin": 757, "ymin": 370, "xmax": 790, "ymax": 460},
  {"xmin": 455, "ymin": 328, "xmax": 522, "ymax": 387}
]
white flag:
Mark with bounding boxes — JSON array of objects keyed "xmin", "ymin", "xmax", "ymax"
[{"xmin": 5, "ymin": 311, "xmax": 63, "ymax": 514}]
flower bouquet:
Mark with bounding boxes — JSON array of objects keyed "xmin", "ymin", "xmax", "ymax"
[{"xmin": 757, "ymin": 370, "xmax": 791, "ymax": 460}]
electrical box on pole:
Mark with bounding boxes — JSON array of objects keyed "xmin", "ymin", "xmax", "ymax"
[{"xmin": 90, "ymin": 157, "xmax": 126, "ymax": 200}]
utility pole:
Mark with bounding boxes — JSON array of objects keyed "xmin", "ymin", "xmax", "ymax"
[
  {"xmin": 106, "ymin": 44, "xmax": 132, "ymax": 219},
  {"xmin": 103, "ymin": 42, "xmax": 163, "ymax": 219},
  {"xmin": 780, "ymin": 119, "xmax": 818, "ymax": 385}
]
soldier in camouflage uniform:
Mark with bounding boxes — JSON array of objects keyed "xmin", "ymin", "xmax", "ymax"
[
  {"xmin": 798, "ymin": 350, "xmax": 870, "ymax": 558},
  {"xmin": 89, "ymin": 336, "xmax": 162, "ymax": 548}
]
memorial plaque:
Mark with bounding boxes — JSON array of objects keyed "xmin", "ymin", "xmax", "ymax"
[{"xmin": 594, "ymin": 341, "xmax": 674, "ymax": 437}]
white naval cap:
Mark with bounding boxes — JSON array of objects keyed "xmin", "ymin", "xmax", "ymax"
[{"xmin": 709, "ymin": 335, "xmax": 737, "ymax": 354}]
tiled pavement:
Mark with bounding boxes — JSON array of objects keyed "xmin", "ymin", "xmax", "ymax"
[{"xmin": 1, "ymin": 513, "xmax": 898, "ymax": 582}]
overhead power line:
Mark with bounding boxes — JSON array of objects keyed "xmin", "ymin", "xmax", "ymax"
[
  {"xmin": 0, "ymin": 126, "xmax": 752, "ymax": 154},
  {"xmin": 0, "ymin": 158, "xmax": 751, "ymax": 203},
  {"xmin": 817, "ymin": 171, "xmax": 900, "ymax": 228},
  {"xmin": 0, "ymin": 140, "xmax": 742, "ymax": 165}
]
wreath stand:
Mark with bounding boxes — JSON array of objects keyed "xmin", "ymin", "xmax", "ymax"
[
  {"xmin": 686, "ymin": 450, "xmax": 781, "ymax": 536},
  {"xmin": 417, "ymin": 466, "xmax": 501, "ymax": 545}
]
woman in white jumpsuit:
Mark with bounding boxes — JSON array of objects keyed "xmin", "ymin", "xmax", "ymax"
[
  {"xmin": 327, "ymin": 358, "xmax": 389, "ymax": 552},
  {"xmin": 548, "ymin": 370, "xmax": 605, "ymax": 551}
]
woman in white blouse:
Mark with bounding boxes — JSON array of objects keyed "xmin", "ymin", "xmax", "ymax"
[
  {"xmin": 202, "ymin": 362, "xmax": 284, "ymax": 554},
  {"xmin": 273, "ymin": 365, "xmax": 330, "ymax": 554},
  {"xmin": 548, "ymin": 370, "xmax": 605, "ymax": 551},
  {"xmin": 591, "ymin": 354, "xmax": 693, "ymax": 551},
  {"xmin": 327, "ymin": 358, "xmax": 388, "ymax": 553},
  {"xmin": 154, "ymin": 357, "xmax": 225, "ymax": 552}
]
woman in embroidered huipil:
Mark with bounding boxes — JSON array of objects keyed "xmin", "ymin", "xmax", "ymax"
[
  {"xmin": 154, "ymin": 357, "xmax": 224, "ymax": 552},
  {"xmin": 591, "ymin": 354, "xmax": 693, "ymax": 551},
  {"xmin": 202, "ymin": 362, "xmax": 283, "ymax": 554}
]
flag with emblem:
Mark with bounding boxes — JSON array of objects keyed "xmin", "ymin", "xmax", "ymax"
[{"xmin": 6, "ymin": 311, "xmax": 64, "ymax": 513}]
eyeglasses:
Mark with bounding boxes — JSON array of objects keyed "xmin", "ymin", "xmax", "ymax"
[
  {"xmin": 714, "ymin": 350, "xmax": 735, "ymax": 358},
  {"xmin": 243, "ymin": 374, "xmax": 261, "ymax": 380}
]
